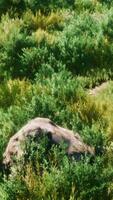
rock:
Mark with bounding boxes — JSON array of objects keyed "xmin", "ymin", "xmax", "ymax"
[
  {"xmin": 88, "ymin": 82, "xmax": 109, "ymax": 96},
  {"xmin": 3, "ymin": 118, "xmax": 95, "ymax": 166}
]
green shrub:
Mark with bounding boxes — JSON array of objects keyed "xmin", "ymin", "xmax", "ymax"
[
  {"xmin": 24, "ymin": 0, "xmax": 75, "ymax": 13},
  {"xmin": 22, "ymin": 10, "xmax": 64, "ymax": 33},
  {"xmin": 55, "ymin": 10, "xmax": 113, "ymax": 78},
  {"xmin": 0, "ymin": 0, "xmax": 75, "ymax": 15},
  {"xmin": 2, "ymin": 139, "xmax": 113, "ymax": 200},
  {"xmin": 0, "ymin": 110, "xmax": 15, "ymax": 162},
  {"xmin": 19, "ymin": 45, "xmax": 52, "ymax": 79},
  {"xmin": 0, "ymin": 80, "xmax": 32, "ymax": 109},
  {"xmin": 0, "ymin": 1, "xmax": 113, "ymax": 200},
  {"xmin": 74, "ymin": 0, "xmax": 102, "ymax": 12},
  {"xmin": 0, "ymin": 34, "xmax": 35, "ymax": 79},
  {"xmin": 0, "ymin": 0, "xmax": 25, "ymax": 16}
]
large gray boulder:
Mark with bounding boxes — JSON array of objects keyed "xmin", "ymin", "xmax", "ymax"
[{"xmin": 3, "ymin": 118, "xmax": 94, "ymax": 165}]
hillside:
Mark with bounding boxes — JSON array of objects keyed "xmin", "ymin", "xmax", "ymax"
[{"xmin": 0, "ymin": 1, "xmax": 113, "ymax": 199}]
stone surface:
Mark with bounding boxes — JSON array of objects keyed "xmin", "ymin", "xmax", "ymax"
[{"xmin": 3, "ymin": 118, "xmax": 95, "ymax": 165}]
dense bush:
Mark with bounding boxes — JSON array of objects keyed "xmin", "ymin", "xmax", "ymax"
[
  {"xmin": 1, "ymin": 5, "xmax": 113, "ymax": 82},
  {"xmin": 1, "ymin": 0, "xmax": 113, "ymax": 199},
  {"xmin": 2, "ymin": 138, "xmax": 113, "ymax": 200},
  {"xmin": 0, "ymin": 0, "xmax": 75, "ymax": 15},
  {"xmin": 56, "ymin": 11, "xmax": 113, "ymax": 74}
]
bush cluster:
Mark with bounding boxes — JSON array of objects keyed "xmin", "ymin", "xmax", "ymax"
[{"xmin": 0, "ymin": 0, "xmax": 113, "ymax": 200}]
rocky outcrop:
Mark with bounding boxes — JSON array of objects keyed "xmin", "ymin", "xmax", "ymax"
[{"xmin": 3, "ymin": 118, "xmax": 95, "ymax": 166}]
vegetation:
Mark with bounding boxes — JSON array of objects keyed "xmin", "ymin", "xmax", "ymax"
[{"xmin": 0, "ymin": 0, "xmax": 113, "ymax": 199}]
